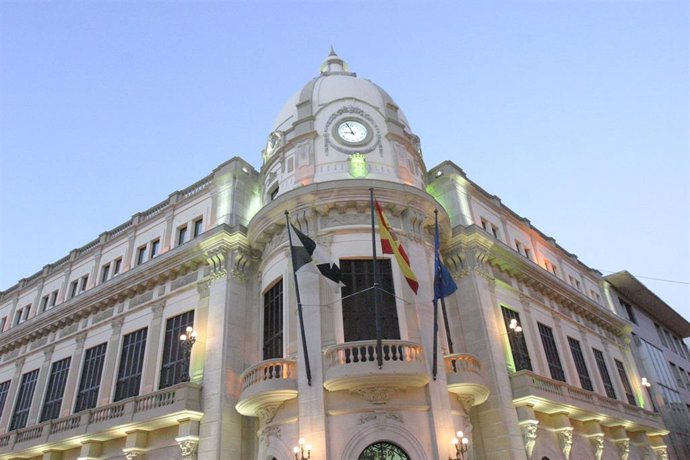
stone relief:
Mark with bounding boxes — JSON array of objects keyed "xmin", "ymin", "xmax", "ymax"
[
  {"xmin": 520, "ymin": 421, "xmax": 538, "ymax": 459},
  {"xmin": 177, "ymin": 439, "xmax": 199, "ymax": 460},
  {"xmin": 295, "ymin": 141, "xmax": 312, "ymax": 168},
  {"xmin": 615, "ymin": 439, "xmax": 630, "ymax": 460},
  {"xmin": 557, "ymin": 428, "xmax": 573, "ymax": 460},
  {"xmin": 590, "ymin": 434, "xmax": 605, "ymax": 460},
  {"xmin": 259, "ymin": 425, "xmax": 281, "ymax": 448},
  {"xmin": 350, "ymin": 386, "xmax": 404, "ymax": 405}
]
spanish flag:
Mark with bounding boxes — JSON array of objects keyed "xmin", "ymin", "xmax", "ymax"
[{"xmin": 374, "ymin": 200, "xmax": 419, "ymax": 294}]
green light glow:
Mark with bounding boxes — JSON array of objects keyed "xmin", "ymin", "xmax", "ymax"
[{"xmin": 349, "ymin": 153, "xmax": 368, "ymax": 178}]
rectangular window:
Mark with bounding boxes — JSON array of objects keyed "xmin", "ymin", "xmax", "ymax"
[
  {"xmin": 670, "ymin": 362, "xmax": 682, "ymax": 388},
  {"xmin": 615, "ymin": 359, "xmax": 636, "ymax": 405},
  {"xmin": 0, "ymin": 317, "xmax": 5, "ymax": 332},
  {"xmin": 590, "ymin": 290, "xmax": 602, "ymax": 304},
  {"xmin": 74, "ymin": 343, "xmax": 107, "ymax": 412},
  {"xmin": 490, "ymin": 224, "xmax": 500, "ymax": 239},
  {"xmin": 40, "ymin": 357, "xmax": 71, "ymax": 422},
  {"xmin": 136, "ymin": 246, "xmax": 147, "ymax": 266},
  {"xmin": 22, "ymin": 305, "xmax": 30, "ymax": 321},
  {"xmin": 40, "ymin": 295, "xmax": 49, "ymax": 312},
  {"xmin": 593, "ymin": 348, "xmax": 617, "ymax": 399},
  {"xmin": 150, "ymin": 239, "xmax": 160, "ymax": 258},
  {"xmin": 341, "ymin": 259, "xmax": 400, "ymax": 342},
  {"xmin": 9, "ymin": 369, "xmax": 39, "ymax": 430},
  {"xmin": 524, "ymin": 248, "xmax": 532, "ymax": 260},
  {"xmin": 620, "ymin": 298, "xmax": 637, "ymax": 324},
  {"xmin": 538, "ymin": 323, "xmax": 566, "ymax": 382},
  {"xmin": 113, "ymin": 258, "xmax": 122, "ymax": 276},
  {"xmin": 568, "ymin": 276, "xmax": 581, "ymax": 291},
  {"xmin": 545, "ymin": 260, "xmax": 559, "ymax": 276},
  {"xmin": 49, "ymin": 290, "xmax": 58, "ymax": 307},
  {"xmin": 70, "ymin": 280, "xmax": 79, "ymax": 298},
  {"xmin": 655, "ymin": 323, "xmax": 668, "ymax": 347},
  {"xmin": 159, "ymin": 310, "xmax": 195, "ymax": 389},
  {"xmin": 263, "ymin": 280, "xmax": 283, "ymax": 359},
  {"xmin": 568, "ymin": 337, "xmax": 593, "ymax": 391},
  {"xmin": 501, "ymin": 307, "xmax": 532, "ymax": 372},
  {"xmin": 0, "ymin": 380, "xmax": 10, "ymax": 420},
  {"xmin": 193, "ymin": 218, "xmax": 203, "ymax": 238},
  {"xmin": 79, "ymin": 275, "xmax": 88, "ymax": 292},
  {"xmin": 515, "ymin": 240, "xmax": 523, "ymax": 255},
  {"xmin": 114, "ymin": 328, "xmax": 148, "ymax": 401},
  {"xmin": 480, "ymin": 218, "xmax": 489, "ymax": 232},
  {"xmin": 101, "ymin": 263, "xmax": 111, "ymax": 284},
  {"xmin": 177, "ymin": 225, "xmax": 188, "ymax": 246}
]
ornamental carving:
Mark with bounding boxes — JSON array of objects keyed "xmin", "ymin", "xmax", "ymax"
[
  {"xmin": 520, "ymin": 421, "xmax": 538, "ymax": 459},
  {"xmin": 590, "ymin": 434, "xmax": 605, "ymax": 460},
  {"xmin": 653, "ymin": 446, "xmax": 668, "ymax": 460},
  {"xmin": 616, "ymin": 439, "xmax": 630, "ymax": 460},
  {"xmin": 205, "ymin": 249, "xmax": 228, "ymax": 280},
  {"xmin": 230, "ymin": 248, "xmax": 252, "ymax": 282},
  {"xmin": 259, "ymin": 425, "xmax": 281, "ymax": 447},
  {"xmin": 177, "ymin": 439, "xmax": 198, "ymax": 460},
  {"xmin": 256, "ymin": 402, "xmax": 283, "ymax": 426},
  {"xmin": 557, "ymin": 428, "xmax": 573, "ymax": 460},
  {"xmin": 350, "ymin": 386, "xmax": 404, "ymax": 404},
  {"xmin": 123, "ymin": 450, "xmax": 145, "ymax": 460}
]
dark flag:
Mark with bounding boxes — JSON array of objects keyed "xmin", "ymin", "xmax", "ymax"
[
  {"xmin": 288, "ymin": 224, "xmax": 344, "ymax": 287},
  {"xmin": 434, "ymin": 218, "xmax": 458, "ymax": 301}
]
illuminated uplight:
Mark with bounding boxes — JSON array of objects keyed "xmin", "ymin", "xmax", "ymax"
[
  {"xmin": 642, "ymin": 377, "xmax": 651, "ymax": 387},
  {"xmin": 348, "ymin": 153, "xmax": 368, "ymax": 178}
]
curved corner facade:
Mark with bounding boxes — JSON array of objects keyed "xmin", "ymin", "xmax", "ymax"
[{"xmin": 0, "ymin": 51, "xmax": 682, "ymax": 460}]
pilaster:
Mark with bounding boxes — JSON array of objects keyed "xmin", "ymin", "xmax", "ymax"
[
  {"xmin": 140, "ymin": 302, "xmax": 166, "ymax": 393},
  {"xmin": 98, "ymin": 317, "xmax": 124, "ymax": 405},
  {"xmin": 27, "ymin": 346, "xmax": 55, "ymax": 424},
  {"xmin": 0, "ymin": 358, "xmax": 25, "ymax": 430}
]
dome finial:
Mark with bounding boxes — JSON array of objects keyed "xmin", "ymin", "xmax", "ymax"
[{"xmin": 320, "ymin": 47, "xmax": 353, "ymax": 76}]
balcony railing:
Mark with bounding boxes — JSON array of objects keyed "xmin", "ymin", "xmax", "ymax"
[
  {"xmin": 510, "ymin": 370, "xmax": 666, "ymax": 432},
  {"xmin": 323, "ymin": 340, "xmax": 429, "ymax": 392},
  {"xmin": 0, "ymin": 382, "xmax": 202, "ymax": 456},
  {"xmin": 444, "ymin": 353, "xmax": 490, "ymax": 407},
  {"xmin": 235, "ymin": 358, "xmax": 298, "ymax": 417}
]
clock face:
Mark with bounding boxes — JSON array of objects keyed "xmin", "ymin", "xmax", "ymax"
[{"xmin": 336, "ymin": 120, "xmax": 369, "ymax": 144}]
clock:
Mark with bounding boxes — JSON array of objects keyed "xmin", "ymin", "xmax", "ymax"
[{"xmin": 335, "ymin": 119, "xmax": 369, "ymax": 144}]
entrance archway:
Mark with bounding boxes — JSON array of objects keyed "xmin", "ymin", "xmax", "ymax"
[{"xmin": 358, "ymin": 441, "xmax": 410, "ymax": 460}]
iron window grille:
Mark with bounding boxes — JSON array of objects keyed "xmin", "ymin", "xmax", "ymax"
[
  {"xmin": 593, "ymin": 348, "xmax": 617, "ymax": 399},
  {"xmin": 615, "ymin": 359, "xmax": 637, "ymax": 405},
  {"xmin": 501, "ymin": 307, "xmax": 532, "ymax": 372},
  {"xmin": 568, "ymin": 337, "xmax": 593, "ymax": 391},
  {"xmin": 263, "ymin": 279, "xmax": 283, "ymax": 360},
  {"xmin": 538, "ymin": 323, "xmax": 566, "ymax": 382},
  {"xmin": 114, "ymin": 328, "xmax": 148, "ymax": 402},
  {"xmin": 159, "ymin": 310, "xmax": 195, "ymax": 389},
  {"xmin": 9, "ymin": 369, "xmax": 39, "ymax": 431},
  {"xmin": 40, "ymin": 357, "xmax": 71, "ymax": 422},
  {"xmin": 74, "ymin": 343, "xmax": 107, "ymax": 412}
]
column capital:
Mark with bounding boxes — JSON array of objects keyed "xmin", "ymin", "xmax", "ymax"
[{"xmin": 175, "ymin": 436, "xmax": 199, "ymax": 460}]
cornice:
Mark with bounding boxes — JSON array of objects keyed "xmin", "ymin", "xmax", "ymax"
[
  {"xmin": 0, "ymin": 225, "xmax": 249, "ymax": 354},
  {"xmin": 448, "ymin": 226, "xmax": 628, "ymax": 337}
]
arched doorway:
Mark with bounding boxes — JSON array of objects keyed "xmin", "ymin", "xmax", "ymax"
[{"xmin": 358, "ymin": 441, "xmax": 410, "ymax": 460}]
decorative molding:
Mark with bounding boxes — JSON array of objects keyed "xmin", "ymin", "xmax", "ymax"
[
  {"xmin": 350, "ymin": 386, "xmax": 404, "ymax": 404},
  {"xmin": 357, "ymin": 411, "xmax": 403, "ymax": 425},
  {"xmin": 652, "ymin": 446, "xmax": 668, "ymax": 460},
  {"xmin": 256, "ymin": 402, "xmax": 283, "ymax": 426},
  {"xmin": 123, "ymin": 449, "xmax": 146, "ymax": 460},
  {"xmin": 456, "ymin": 395, "xmax": 475, "ymax": 413},
  {"xmin": 358, "ymin": 413, "xmax": 377, "ymax": 425},
  {"xmin": 205, "ymin": 249, "xmax": 227, "ymax": 280},
  {"xmin": 259, "ymin": 425, "xmax": 281, "ymax": 448},
  {"xmin": 230, "ymin": 248, "xmax": 252, "ymax": 282},
  {"xmin": 519, "ymin": 420, "xmax": 538, "ymax": 459},
  {"xmin": 196, "ymin": 281, "xmax": 210, "ymax": 299}
]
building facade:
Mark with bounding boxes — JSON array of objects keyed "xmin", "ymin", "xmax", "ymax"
[{"xmin": 0, "ymin": 51, "xmax": 676, "ymax": 459}]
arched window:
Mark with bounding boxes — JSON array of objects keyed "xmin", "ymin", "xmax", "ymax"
[{"xmin": 358, "ymin": 441, "xmax": 410, "ymax": 460}]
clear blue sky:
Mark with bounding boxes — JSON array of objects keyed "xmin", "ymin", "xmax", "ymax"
[{"xmin": 1, "ymin": 1, "xmax": 688, "ymax": 320}]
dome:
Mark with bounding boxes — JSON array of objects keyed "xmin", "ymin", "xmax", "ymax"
[
  {"xmin": 271, "ymin": 49, "xmax": 411, "ymax": 133},
  {"xmin": 261, "ymin": 49, "xmax": 426, "ymax": 197}
]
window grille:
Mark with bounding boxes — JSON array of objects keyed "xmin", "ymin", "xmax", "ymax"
[
  {"xmin": 159, "ymin": 310, "xmax": 195, "ymax": 389},
  {"xmin": 263, "ymin": 280, "xmax": 283, "ymax": 359},
  {"xmin": 114, "ymin": 328, "xmax": 148, "ymax": 402},
  {"xmin": 593, "ymin": 348, "xmax": 617, "ymax": 399},
  {"xmin": 568, "ymin": 337, "xmax": 593, "ymax": 391},
  {"xmin": 40, "ymin": 357, "xmax": 71, "ymax": 422},
  {"xmin": 75, "ymin": 343, "xmax": 107, "ymax": 412},
  {"xmin": 341, "ymin": 259, "xmax": 399, "ymax": 342},
  {"xmin": 9, "ymin": 369, "xmax": 39, "ymax": 430},
  {"xmin": 538, "ymin": 323, "xmax": 566, "ymax": 382},
  {"xmin": 615, "ymin": 359, "xmax": 636, "ymax": 405},
  {"xmin": 501, "ymin": 307, "xmax": 532, "ymax": 372},
  {"xmin": 0, "ymin": 380, "xmax": 10, "ymax": 420}
]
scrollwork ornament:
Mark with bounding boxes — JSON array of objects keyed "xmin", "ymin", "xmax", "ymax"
[
  {"xmin": 177, "ymin": 439, "xmax": 199, "ymax": 460},
  {"xmin": 557, "ymin": 428, "xmax": 573, "ymax": 460},
  {"xmin": 520, "ymin": 421, "xmax": 538, "ymax": 459},
  {"xmin": 350, "ymin": 386, "xmax": 404, "ymax": 404}
]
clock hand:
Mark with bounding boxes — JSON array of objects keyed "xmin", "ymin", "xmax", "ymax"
[{"xmin": 345, "ymin": 123, "xmax": 355, "ymax": 135}]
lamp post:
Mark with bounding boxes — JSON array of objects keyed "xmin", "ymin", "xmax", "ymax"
[
  {"xmin": 508, "ymin": 318, "xmax": 522, "ymax": 333},
  {"xmin": 293, "ymin": 438, "xmax": 311, "ymax": 460},
  {"xmin": 179, "ymin": 326, "xmax": 197, "ymax": 382},
  {"xmin": 450, "ymin": 431, "xmax": 469, "ymax": 460},
  {"xmin": 641, "ymin": 377, "xmax": 657, "ymax": 412}
]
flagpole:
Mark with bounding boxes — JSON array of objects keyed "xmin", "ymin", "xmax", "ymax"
[
  {"xmin": 369, "ymin": 188, "xmax": 384, "ymax": 369},
  {"xmin": 433, "ymin": 210, "xmax": 440, "ymax": 379},
  {"xmin": 435, "ymin": 210, "xmax": 454, "ymax": 355},
  {"xmin": 285, "ymin": 211, "xmax": 312, "ymax": 386}
]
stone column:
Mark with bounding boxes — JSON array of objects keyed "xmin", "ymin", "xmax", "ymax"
[
  {"xmin": 176, "ymin": 418, "xmax": 201, "ymax": 460},
  {"xmin": 610, "ymin": 425, "xmax": 630, "ymax": 460},
  {"xmin": 60, "ymin": 332, "xmax": 87, "ymax": 417},
  {"xmin": 98, "ymin": 317, "xmax": 124, "ymax": 405},
  {"xmin": 550, "ymin": 412, "xmax": 573, "ymax": 460},
  {"xmin": 140, "ymin": 302, "xmax": 166, "ymax": 393},
  {"xmin": 27, "ymin": 346, "xmax": 55, "ymax": 424},
  {"xmin": 122, "ymin": 430, "xmax": 148, "ymax": 459},
  {"xmin": 582, "ymin": 420, "xmax": 605, "ymax": 460}
]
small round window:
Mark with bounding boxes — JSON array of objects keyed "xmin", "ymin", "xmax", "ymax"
[{"xmin": 358, "ymin": 441, "xmax": 410, "ymax": 460}]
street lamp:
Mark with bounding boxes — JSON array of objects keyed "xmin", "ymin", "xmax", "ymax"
[
  {"xmin": 293, "ymin": 438, "xmax": 311, "ymax": 460},
  {"xmin": 179, "ymin": 326, "xmax": 198, "ymax": 382},
  {"xmin": 641, "ymin": 377, "xmax": 651, "ymax": 388},
  {"xmin": 450, "ymin": 431, "xmax": 469, "ymax": 460},
  {"xmin": 509, "ymin": 318, "xmax": 522, "ymax": 333}
]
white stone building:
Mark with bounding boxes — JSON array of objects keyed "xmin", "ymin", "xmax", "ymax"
[{"xmin": 0, "ymin": 51, "xmax": 675, "ymax": 459}]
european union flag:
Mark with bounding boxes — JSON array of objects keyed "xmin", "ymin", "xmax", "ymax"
[{"xmin": 433, "ymin": 217, "xmax": 457, "ymax": 301}]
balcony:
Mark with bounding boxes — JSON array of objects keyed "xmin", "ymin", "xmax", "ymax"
[
  {"xmin": 0, "ymin": 382, "xmax": 202, "ymax": 458},
  {"xmin": 510, "ymin": 370, "xmax": 666, "ymax": 433},
  {"xmin": 235, "ymin": 358, "xmax": 298, "ymax": 418},
  {"xmin": 444, "ymin": 353, "xmax": 490, "ymax": 407},
  {"xmin": 322, "ymin": 340, "xmax": 429, "ymax": 394}
]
